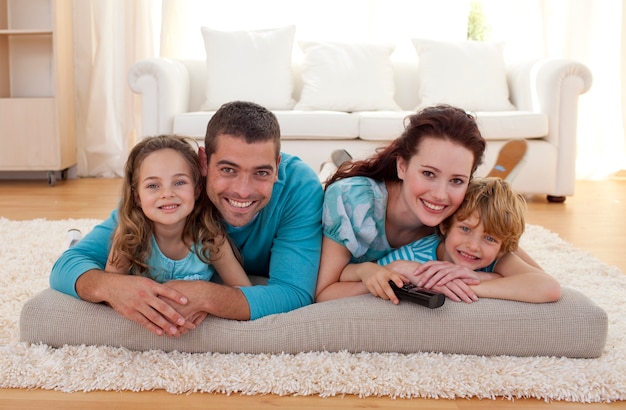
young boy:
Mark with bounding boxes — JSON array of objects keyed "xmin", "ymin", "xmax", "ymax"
[{"xmin": 379, "ymin": 177, "xmax": 561, "ymax": 303}]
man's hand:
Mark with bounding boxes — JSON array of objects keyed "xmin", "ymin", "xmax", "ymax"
[
  {"xmin": 76, "ymin": 270, "xmax": 191, "ymax": 336},
  {"xmin": 165, "ymin": 279, "xmax": 251, "ymax": 322},
  {"xmin": 164, "ymin": 280, "xmax": 211, "ymax": 334}
]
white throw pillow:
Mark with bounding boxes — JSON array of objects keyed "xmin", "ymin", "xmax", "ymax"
[
  {"xmin": 294, "ymin": 41, "xmax": 400, "ymax": 112},
  {"xmin": 200, "ymin": 26, "xmax": 296, "ymax": 111},
  {"xmin": 412, "ymin": 38, "xmax": 515, "ymax": 111}
]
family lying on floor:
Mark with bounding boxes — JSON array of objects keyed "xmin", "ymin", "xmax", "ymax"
[{"xmin": 49, "ymin": 101, "xmax": 561, "ymax": 337}]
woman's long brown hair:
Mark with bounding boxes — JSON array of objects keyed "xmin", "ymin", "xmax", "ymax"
[{"xmin": 325, "ymin": 105, "xmax": 486, "ymax": 188}]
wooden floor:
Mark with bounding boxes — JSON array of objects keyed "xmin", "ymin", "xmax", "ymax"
[{"xmin": 0, "ymin": 177, "xmax": 625, "ymax": 409}]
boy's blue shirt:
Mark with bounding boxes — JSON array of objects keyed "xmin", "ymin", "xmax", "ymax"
[{"xmin": 49, "ymin": 153, "xmax": 323, "ymax": 320}]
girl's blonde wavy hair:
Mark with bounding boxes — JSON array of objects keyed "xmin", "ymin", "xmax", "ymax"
[
  {"xmin": 109, "ymin": 135, "xmax": 230, "ymax": 276},
  {"xmin": 439, "ymin": 177, "xmax": 527, "ymax": 254}
]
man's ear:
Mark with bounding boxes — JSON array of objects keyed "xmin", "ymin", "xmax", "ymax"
[
  {"xmin": 275, "ymin": 153, "xmax": 281, "ymax": 182},
  {"xmin": 199, "ymin": 147, "xmax": 208, "ymax": 177}
]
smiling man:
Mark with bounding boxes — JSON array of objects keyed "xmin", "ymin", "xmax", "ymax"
[{"xmin": 50, "ymin": 101, "xmax": 324, "ymax": 336}]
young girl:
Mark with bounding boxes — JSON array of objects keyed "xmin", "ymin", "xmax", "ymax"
[
  {"xmin": 378, "ymin": 177, "xmax": 561, "ymax": 303},
  {"xmin": 105, "ymin": 135, "xmax": 251, "ymax": 288},
  {"xmin": 315, "ymin": 105, "xmax": 547, "ymax": 304}
]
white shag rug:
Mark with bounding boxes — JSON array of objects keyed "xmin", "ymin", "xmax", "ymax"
[{"xmin": 1, "ymin": 218, "xmax": 625, "ymax": 402}]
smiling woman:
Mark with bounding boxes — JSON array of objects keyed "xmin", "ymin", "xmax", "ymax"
[{"xmin": 315, "ymin": 105, "xmax": 487, "ymax": 303}]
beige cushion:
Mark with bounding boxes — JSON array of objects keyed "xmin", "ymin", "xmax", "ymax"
[{"xmin": 20, "ymin": 287, "xmax": 606, "ymax": 358}]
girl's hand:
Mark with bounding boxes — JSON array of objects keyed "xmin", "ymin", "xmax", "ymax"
[
  {"xmin": 414, "ymin": 260, "xmax": 481, "ymax": 288},
  {"xmin": 177, "ymin": 311, "xmax": 208, "ymax": 335}
]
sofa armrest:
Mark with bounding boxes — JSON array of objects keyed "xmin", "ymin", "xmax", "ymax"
[
  {"xmin": 508, "ymin": 58, "xmax": 592, "ymax": 196},
  {"xmin": 508, "ymin": 58, "xmax": 592, "ymax": 143},
  {"xmin": 128, "ymin": 58, "xmax": 191, "ymax": 137}
]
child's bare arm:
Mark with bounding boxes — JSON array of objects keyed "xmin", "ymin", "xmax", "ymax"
[
  {"xmin": 105, "ymin": 229, "xmax": 131, "ymax": 275},
  {"xmin": 105, "ymin": 253, "xmax": 131, "ymax": 274},
  {"xmin": 413, "ymin": 260, "xmax": 486, "ymax": 288},
  {"xmin": 212, "ymin": 236, "xmax": 252, "ymax": 287},
  {"xmin": 471, "ymin": 252, "xmax": 561, "ymax": 303}
]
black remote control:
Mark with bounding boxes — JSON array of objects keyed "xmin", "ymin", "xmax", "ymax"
[{"xmin": 388, "ymin": 281, "xmax": 445, "ymax": 309}]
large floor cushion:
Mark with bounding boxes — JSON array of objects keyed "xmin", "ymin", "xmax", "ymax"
[{"xmin": 20, "ymin": 287, "xmax": 607, "ymax": 358}]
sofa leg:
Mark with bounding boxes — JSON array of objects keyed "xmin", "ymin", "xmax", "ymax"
[{"xmin": 547, "ymin": 195, "xmax": 566, "ymax": 203}]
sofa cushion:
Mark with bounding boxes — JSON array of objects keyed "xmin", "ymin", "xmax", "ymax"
[
  {"xmin": 275, "ymin": 110, "xmax": 360, "ymax": 139},
  {"xmin": 174, "ymin": 110, "xmax": 548, "ymax": 143},
  {"xmin": 294, "ymin": 41, "xmax": 400, "ymax": 112},
  {"xmin": 412, "ymin": 38, "xmax": 516, "ymax": 112},
  {"xmin": 20, "ymin": 287, "xmax": 607, "ymax": 358},
  {"xmin": 200, "ymin": 26, "xmax": 296, "ymax": 111},
  {"xmin": 475, "ymin": 111, "xmax": 548, "ymax": 140},
  {"xmin": 173, "ymin": 110, "xmax": 361, "ymax": 141},
  {"xmin": 358, "ymin": 110, "xmax": 548, "ymax": 141}
]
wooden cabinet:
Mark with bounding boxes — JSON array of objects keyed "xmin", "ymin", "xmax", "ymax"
[{"xmin": 0, "ymin": 0, "xmax": 75, "ymax": 185}]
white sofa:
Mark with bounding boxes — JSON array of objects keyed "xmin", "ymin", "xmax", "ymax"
[{"xmin": 129, "ymin": 54, "xmax": 592, "ymax": 201}]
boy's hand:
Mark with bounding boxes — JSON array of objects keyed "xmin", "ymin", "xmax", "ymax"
[
  {"xmin": 414, "ymin": 260, "xmax": 481, "ymax": 288},
  {"xmin": 429, "ymin": 279, "xmax": 478, "ymax": 303}
]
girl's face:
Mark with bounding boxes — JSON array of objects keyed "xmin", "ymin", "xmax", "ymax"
[
  {"xmin": 135, "ymin": 148, "xmax": 197, "ymax": 230},
  {"xmin": 440, "ymin": 211, "xmax": 503, "ymax": 270},
  {"xmin": 396, "ymin": 137, "xmax": 474, "ymax": 228}
]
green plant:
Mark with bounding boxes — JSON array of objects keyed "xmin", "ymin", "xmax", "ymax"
[{"xmin": 467, "ymin": 0, "xmax": 490, "ymax": 41}]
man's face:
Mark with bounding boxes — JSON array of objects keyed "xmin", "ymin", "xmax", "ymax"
[{"xmin": 203, "ymin": 134, "xmax": 280, "ymax": 227}]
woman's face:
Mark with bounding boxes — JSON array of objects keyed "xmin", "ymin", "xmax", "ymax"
[{"xmin": 396, "ymin": 137, "xmax": 474, "ymax": 228}]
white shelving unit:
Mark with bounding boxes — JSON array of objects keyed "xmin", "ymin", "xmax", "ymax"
[{"xmin": 0, "ymin": 0, "xmax": 75, "ymax": 185}]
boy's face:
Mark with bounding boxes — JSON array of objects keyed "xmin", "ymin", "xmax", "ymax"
[
  {"xmin": 440, "ymin": 211, "xmax": 503, "ymax": 270},
  {"xmin": 203, "ymin": 133, "xmax": 280, "ymax": 227}
]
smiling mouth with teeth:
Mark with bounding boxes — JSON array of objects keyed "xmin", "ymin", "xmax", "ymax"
[
  {"xmin": 228, "ymin": 198, "xmax": 254, "ymax": 208},
  {"xmin": 459, "ymin": 250, "xmax": 479, "ymax": 261},
  {"xmin": 422, "ymin": 200, "xmax": 445, "ymax": 211},
  {"xmin": 159, "ymin": 204, "xmax": 179, "ymax": 210}
]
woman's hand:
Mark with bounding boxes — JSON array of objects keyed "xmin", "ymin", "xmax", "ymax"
[{"xmin": 175, "ymin": 310, "xmax": 209, "ymax": 335}]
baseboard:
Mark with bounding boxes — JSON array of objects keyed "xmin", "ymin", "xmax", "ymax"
[{"xmin": 0, "ymin": 166, "xmax": 78, "ymax": 183}]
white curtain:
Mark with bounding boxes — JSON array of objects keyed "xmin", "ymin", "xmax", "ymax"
[
  {"xmin": 480, "ymin": 0, "xmax": 626, "ymax": 178},
  {"xmin": 72, "ymin": 0, "xmax": 156, "ymax": 177},
  {"xmin": 73, "ymin": 0, "xmax": 626, "ymax": 178}
]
